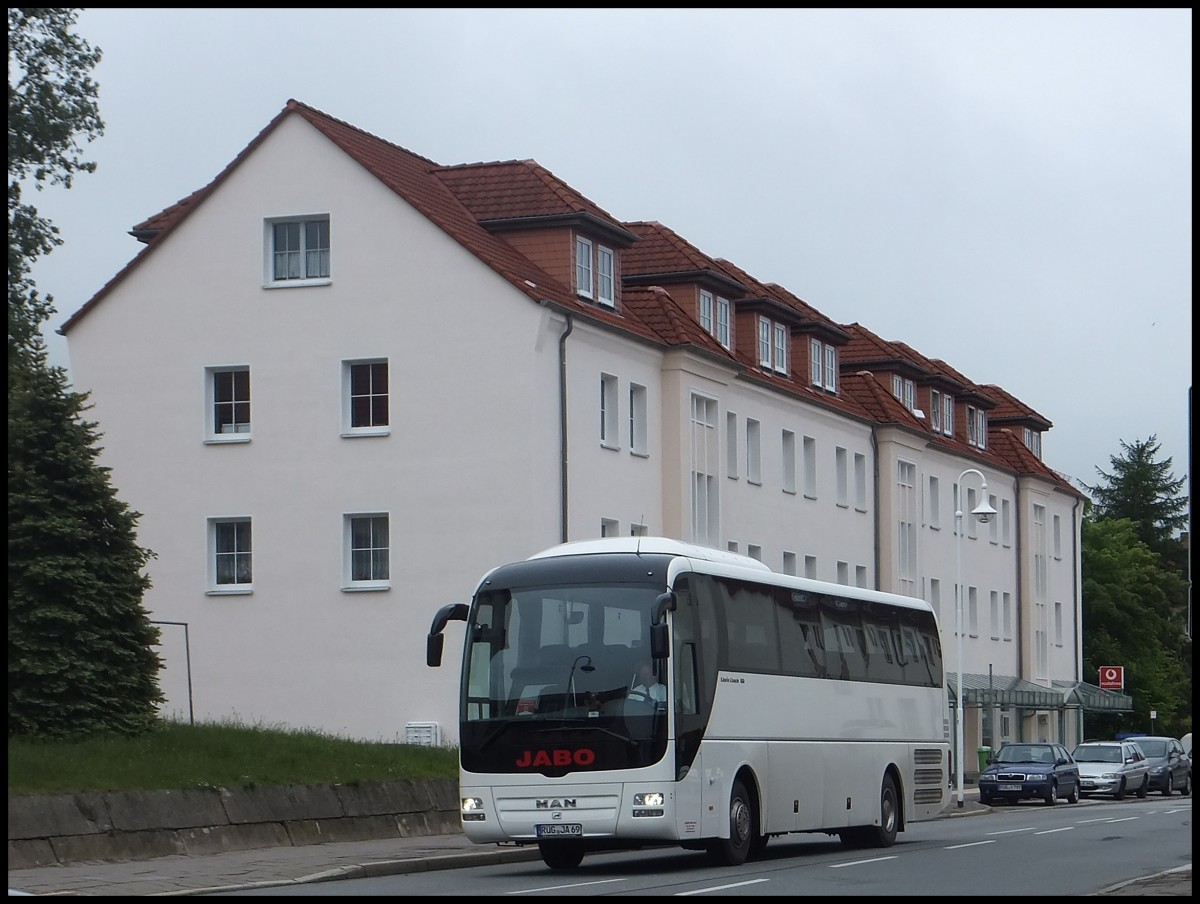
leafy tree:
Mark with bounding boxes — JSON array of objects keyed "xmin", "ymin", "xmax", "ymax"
[
  {"xmin": 1081, "ymin": 435, "xmax": 1188, "ymax": 566},
  {"xmin": 1081, "ymin": 517, "xmax": 1189, "ymax": 739},
  {"xmin": 8, "ymin": 7, "xmax": 104, "ymax": 351},
  {"xmin": 9, "ymin": 9, "xmax": 164, "ymax": 737}
]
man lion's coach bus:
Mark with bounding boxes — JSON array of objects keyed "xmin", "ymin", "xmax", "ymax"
[{"xmin": 426, "ymin": 537, "xmax": 950, "ymax": 870}]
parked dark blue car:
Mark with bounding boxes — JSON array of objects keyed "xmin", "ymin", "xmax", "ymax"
[{"xmin": 978, "ymin": 742, "xmax": 1081, "ymax": 806}]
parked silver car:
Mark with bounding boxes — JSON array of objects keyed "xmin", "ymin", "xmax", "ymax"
[
  {"xmin": 1070, "ymin": 740, "xmax": 1150, "ymax": 799},
  {"xmin": 1126, "ymin": 736, "xmax": 1192, "ymax": 796}
]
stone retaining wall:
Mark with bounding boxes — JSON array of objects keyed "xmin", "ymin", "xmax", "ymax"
[{"xmin": 7, "ymin": 778, "xmax": 460, "ymax": 870}]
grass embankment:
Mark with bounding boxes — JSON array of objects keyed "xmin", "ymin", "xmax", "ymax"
[{"xmin": 7, "ymin": 720, "xmax": 459, "ymax": 797}]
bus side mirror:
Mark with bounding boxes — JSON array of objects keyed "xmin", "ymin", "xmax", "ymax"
[
  {"xmin": 650, "ymin": 622, "xmax": 670, "ymax": 660},
  {"xmin": 427, "ymin": 602, "xmax": 469, "ymax": 667},
  {"xmin": 427, "ymin": 633, "xmax": 445, "ymax": 668}
]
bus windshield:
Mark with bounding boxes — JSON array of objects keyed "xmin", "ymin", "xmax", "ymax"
[{"xmin": 459, "ymin": 580, "xmax": 669, "ymax": 775}]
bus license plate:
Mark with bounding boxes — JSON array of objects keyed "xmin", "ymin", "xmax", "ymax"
[
  {"xmin": 536, "ymin": 823, "xmax": 582, "ymax": 837},
  {"xmin": 998, "ymin": 784, "xmax": 1022, "ymax": 792}
]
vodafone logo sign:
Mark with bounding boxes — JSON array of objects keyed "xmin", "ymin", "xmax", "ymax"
[{"xmin": 1099, "ymin": 666, "xmax": 1124, "ymax": 690}]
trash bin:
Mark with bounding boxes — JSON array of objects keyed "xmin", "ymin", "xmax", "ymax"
[{"xmin": 977, "ymin": 746, "xmax": 992, "ymax": 772}]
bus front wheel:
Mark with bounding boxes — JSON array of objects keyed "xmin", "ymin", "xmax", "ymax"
[
  {"xmin": 840, "ymin": 774, "xmax": 899, "ymax": 848},
  {"xmin": 538, "ymin": 839, "xmax": 585, "ymax": 870},
  {"xmin": 707, "ymin": 779, "xmax": 755, "ymax": 866}
]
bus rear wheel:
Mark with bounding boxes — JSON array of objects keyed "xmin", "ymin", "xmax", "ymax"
[
  {"xmin": 707, "ymin": 779, "xmax": 755, "ymax": 866},
  {"xmin": 538, "ymin": 839, "xmax": 585, "ymax": 870}
]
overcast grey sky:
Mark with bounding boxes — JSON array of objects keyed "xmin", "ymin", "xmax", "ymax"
[{"xmin": 30, "ymin": 8, "xmax": 1191, "ymax": 491}]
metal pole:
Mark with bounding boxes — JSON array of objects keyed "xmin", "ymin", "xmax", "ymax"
[{"xmin": 955, "ymin": 504, "xmax": 965, "ymax": 808}]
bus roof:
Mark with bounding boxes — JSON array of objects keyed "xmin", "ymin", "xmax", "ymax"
[
  {"xmin": 526, "ymin": 536, "xmax": 773, "ymax": 573},
  {"xmin": 524, "ymin": 536, "xmax": 935, "ymax": 617}
]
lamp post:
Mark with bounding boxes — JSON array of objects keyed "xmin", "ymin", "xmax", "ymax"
[{"xmin": 954, "ymin": 468, "xmax": 997, "ymax": 807}]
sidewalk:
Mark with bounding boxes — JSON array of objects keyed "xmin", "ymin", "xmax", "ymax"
[{"xmin": 6, "ymin": 791, "xmax": 1189, "ymax": 896}]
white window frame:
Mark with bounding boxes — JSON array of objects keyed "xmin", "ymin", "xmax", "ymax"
[
  {"xmin": 930, "ymin": 390, "xmax": 942, "ymax": 432},
  {"xmin": 629, "ymin": 383, "xmax": 648, "ymax": 456},
  {"xmin": 699, "ymin": 290, "xmax": 714, "ymax": 333},
  {"xmin": 942, "ymin": 394, "xmax": 954, "ymax": 437},
  {"xmin": 782, "ymin": 430, "xmax": 796, "ymax": 494},
  {"xmin": 835, "ymin": 446, "xmax": 848, "ymax": 507},
  {"xmin": 575, "ymin": 236, "xmax": 593, "ymax": 299},
  {"xmin": 342, "ymin": 359, "xmax": 389, "ymax": 436},
  {"xmin": 600, "ymin": 373, "xmax": 619, "ymax": 449},
  {"xmin": 690, "ymin": 393, "xmax": 720, "ymax": 546},
  {"xmin": 810, "ymin": 338, "xmax": 823, "ymax": 386},
  {"xmin": 725, "ymin": 412, "xmax": 738, "ymax": 479},
  {"xmin": 205, "ymin": 365, "xmax": 251, "ymax": 443},
  {"xmin": 773, "ymin": 323, "xmax": 788, "ymax": 375},
  {"xmin": 716, "ymin": 297, "xmax": 731, "ymax": 348},
  {"xmin": 600, "ymin": 518, "xmax": 619, "ymax": 537},
  {"xmin": 803, "ymin": 555, "xmax": 817, "ymax": 579},
  {"xmin": 823, "ymin": 344, "xmax": 837, "ymax": 391},
  {"xmin": 265, "ymin": 215, "xmax": 330, "ymax": 287},
  {"xmin": 343, "ymin": 513, "xmax": 390, "ymax": 591},
  {"xmin": 207, "ymin": 517, "xmax": 253, "ymax": 594},
  {"xmin": 854, "ymin": 452, "xmax": 867, "ymax": 511},
  {"xmin": 757, "ymin": 317, "xmax": 771, "ymax": 368},
  {"xmin": 596, "ymin": 245, "xmax": 615, "ymax": 307},
  {"xmin": 746, "ymin": 418, "xmax": 762, "ymax": 485},
  {"xmin": 803, "ymin": 435, "xmax": 817, "ymax": 498},
  {"xmin": 928, "ymin": 475, "xmax": 941, "ymax": 529}
]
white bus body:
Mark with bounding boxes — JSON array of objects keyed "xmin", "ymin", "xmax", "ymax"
[{"xmin": 427, "ymin": 537, "xmax": 951, "ymax": 870}]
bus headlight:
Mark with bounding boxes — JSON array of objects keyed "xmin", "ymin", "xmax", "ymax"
[
  {"xmin": 461, "ymin": 797, "xmax": 487, "ymax": 820},
  {"xmin": 632, "ymin": 791, "xmax": 665, "ymax": 816}
]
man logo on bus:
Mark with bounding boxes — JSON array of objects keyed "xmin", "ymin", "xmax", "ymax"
[
  {"xmin": 516, "ymin": 748, "xmax": 596, "ymax": 768},
  {"xmin": 535, "ymin": 798, "xmax": 578, "ymax": 809}
]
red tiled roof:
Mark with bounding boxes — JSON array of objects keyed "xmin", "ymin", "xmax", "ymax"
[
  {"xmin": 433, "ymin": 159, "xmax": 629, "ymax": 231},
  {"xmin": 58, "ymin": 99, "xmax": 1073, "ymax": 497},
  {"xmin": 622, "ymin": 221, "xmax": 739, "ymax": 281},
  {"xmin": 981, "ymin": 383, "xmax": 1053, "ymax": 428}
]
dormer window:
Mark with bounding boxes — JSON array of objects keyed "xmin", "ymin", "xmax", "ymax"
[
  {"xmin": 931, "ymin": 390, "xmax": 942, "ymax": 432},
  {"xmin": 597, "ymin": 246, "xmax": 614, "ymax": 306},
  {"xmin": 810, "ymin": 338, "xmax": 837, "ymax": 392},
  {"xmin": 941, "ymin": 393, "xmax": 954, "ymax": 437},
  {"xmin": 756, "ymin": 316, "xmax": 788, "ymax": 374},
  {"xmin": 1023, "ymin": 427, "xmax": 1042, "ymax": 458},
  {"xmin": 575, "ymin": 236, "xmax": 615, "ymax": 308},
  {"xmin": 773, "ymin": 323, "xmax": 788, "ymax": 375},
  {"xmin": 892, "ymin": 375, "xmax": 916, "ymax": 412},
  {"xmin": 699, "ymin": 290, "xmax": 731, "ymax": 349},
  {"xmin": 967, "ymin": 405, "xmax": 987, "ymax": 449}
]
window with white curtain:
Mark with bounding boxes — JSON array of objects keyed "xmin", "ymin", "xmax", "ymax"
[
  {"xmin": 344, "ymin": 513, "xmax": 389, "ymax": 589},
  {"xmin": 268, "ymin": 215, "xmax": 329, "ymax": 284}
]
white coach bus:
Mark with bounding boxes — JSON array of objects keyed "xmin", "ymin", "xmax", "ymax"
[{"xmin": 426, "ymin": 537, "xmax": 951, "ymax": 870}]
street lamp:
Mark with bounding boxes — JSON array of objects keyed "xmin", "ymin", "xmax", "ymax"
[{"xmin": 954, "ymin": 468, "xmax": 997, "ymax": 808}]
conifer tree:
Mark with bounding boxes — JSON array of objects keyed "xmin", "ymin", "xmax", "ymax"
[{"xmin": 9, "ymin": 339, "xmax": 165, "ymax": 737}]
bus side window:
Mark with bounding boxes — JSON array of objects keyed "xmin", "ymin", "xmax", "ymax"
[{"xmin": 676, "ymin": 642, "xmax": 698, "ymax": 714}]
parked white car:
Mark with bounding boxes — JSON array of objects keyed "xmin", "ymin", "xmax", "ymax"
[{"xmin": 1071, "ymin": 740, "xmax": 1151, "ymax": 799}]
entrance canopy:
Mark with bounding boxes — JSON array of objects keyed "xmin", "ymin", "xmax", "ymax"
[
  {"xmin": 947, "ymin": 673, "xmax": 1063, "ymax": 709},
  {"xmin": 1051, "ymin": 679, "xmax": 1135, "ymax": 712}
]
